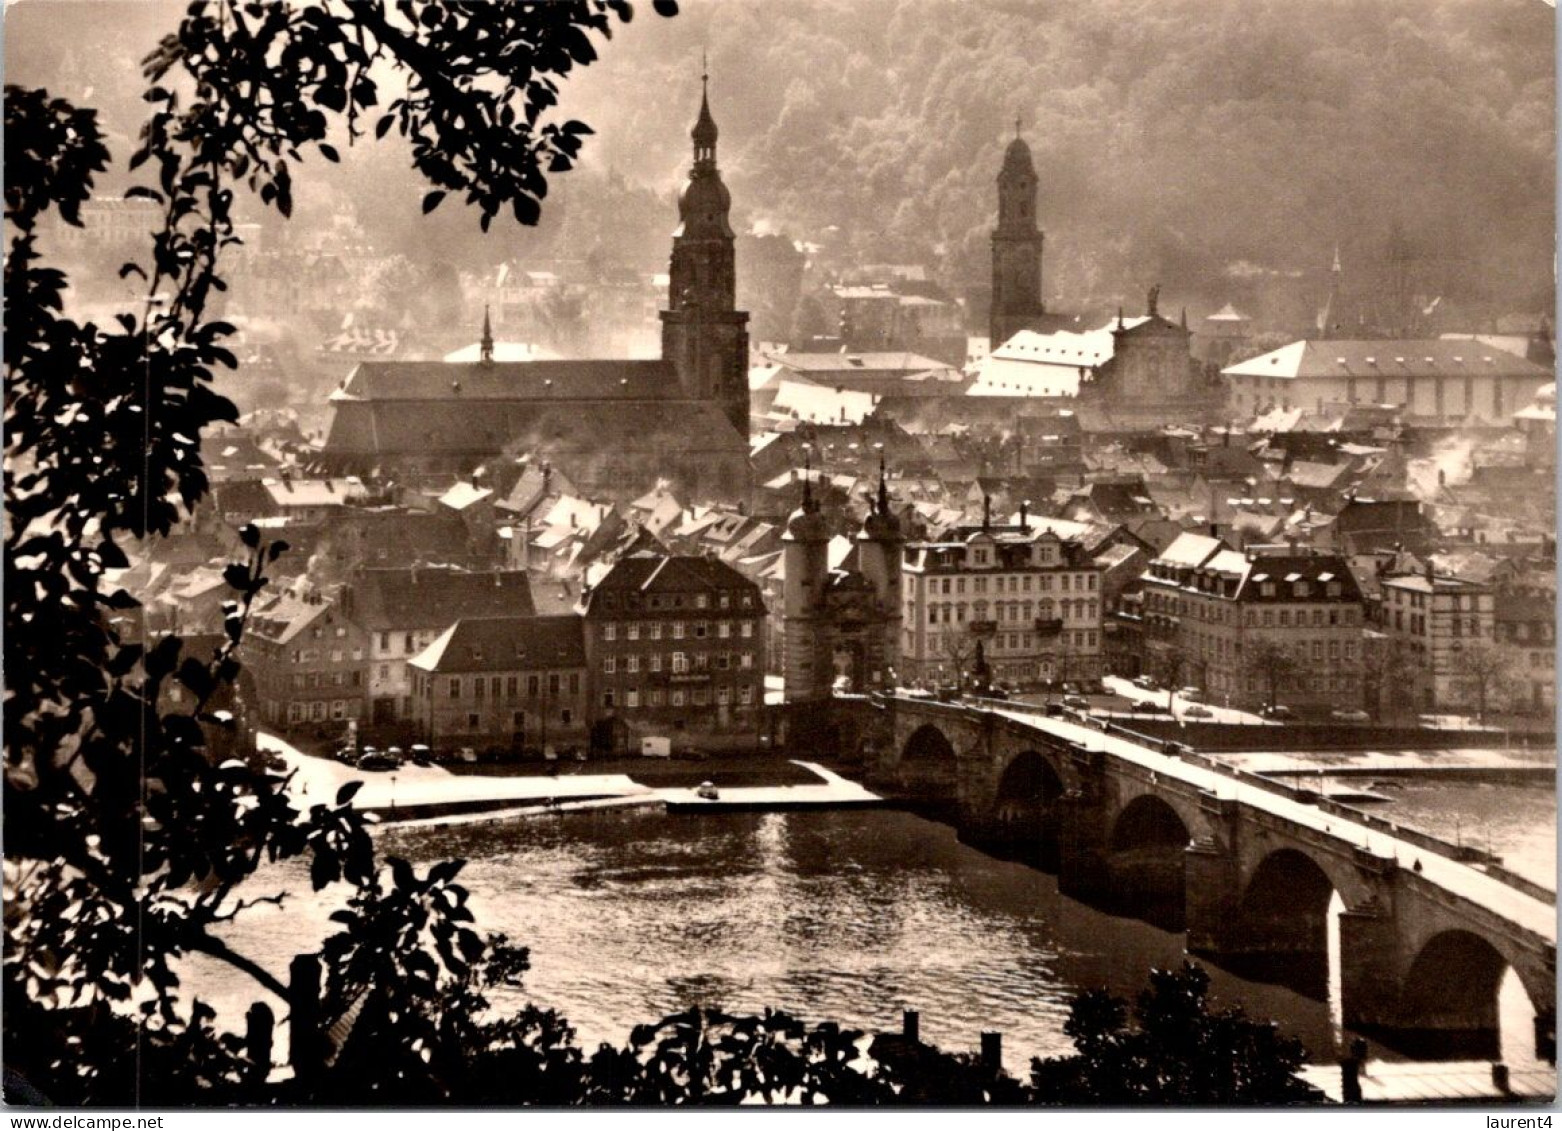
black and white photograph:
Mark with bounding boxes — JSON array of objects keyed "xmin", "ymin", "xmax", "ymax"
[{"xmin": 3, "ymin": 0, "xmax": 1558, "ymax": 1112}]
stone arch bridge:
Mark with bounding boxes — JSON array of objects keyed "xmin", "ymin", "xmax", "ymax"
[{"xmin": 833, "ymin": 694, "xmax": 1556, "ymax": 1060}]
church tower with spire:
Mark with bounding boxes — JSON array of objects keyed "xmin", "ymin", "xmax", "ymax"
[
  {"xmin": 661, "ymin": 69, "xmax": 751, "ymax": 438},
  {"xmin": 990, "ymin": 123, "xmax": 1046, "ymax": 349}
]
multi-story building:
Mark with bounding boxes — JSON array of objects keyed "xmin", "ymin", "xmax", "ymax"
[
  {"xmin": 342, "ymin": 566, "xmax": 535, "ymax": 728},
  {"xmin": 1379, "ymin": 567, "xmax": 1496, "ymax": 712},
  {"xmin": 408, "ymin": 615, "xmax": 588, "ymax": 756},
  {"xmin": 246, "ymin": 589, "xmax": 370, "ymax": 735},
  {"xmin": 900, "ymin": 508, "xmax": 1104, "ymax": 691},
  {"xmin": 580, "ymin": 552, "xmax": 767, "ymax": 752},
  {"xmin": 1223, "ymin": 339, "xmax": 1554, "ymax": 424},
  {"xmin": 1494, "ymin": 590, "xmax": 1555, "ymax": 715},
  {"xmin": 1140, "ymin": 533, "xmax": 1367, "ymax": 714}
]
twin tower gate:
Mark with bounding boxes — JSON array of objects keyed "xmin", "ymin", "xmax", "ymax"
[{"xmin": 817, "ymin": 695, "xmax": 1556, "ymax": 1062}]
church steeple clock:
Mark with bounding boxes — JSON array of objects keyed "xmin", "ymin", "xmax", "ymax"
[
  {"xmin": 661, "ymin": 67, "xmax": 750, "ymax": 438},
  {"xmin": 990, "ymin": 120, "xmax": 1046, "ymax": 349}
]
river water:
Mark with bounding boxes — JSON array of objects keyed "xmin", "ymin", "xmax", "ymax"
[{"xmin": 206, "ymin": 796, "xmax": 1550, "ymax": 1079}]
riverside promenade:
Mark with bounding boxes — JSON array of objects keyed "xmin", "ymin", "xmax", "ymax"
[{"xmin": 257, "ymin": 734, "xmax": 883, "ymax": 827}]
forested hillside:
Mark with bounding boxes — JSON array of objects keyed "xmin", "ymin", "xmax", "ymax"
[{"xmin": 8, "ymin": 0, "xmax": 1554, "ymax": 320}]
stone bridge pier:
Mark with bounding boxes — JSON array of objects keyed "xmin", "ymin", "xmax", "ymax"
[{"xmin": 868, "ymin": 697, "xmax": 1558, "ymax": 1062}]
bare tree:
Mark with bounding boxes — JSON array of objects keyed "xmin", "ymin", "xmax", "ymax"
[
  {"xmin": 1458, "ymin": 639, "xmax": 1520, "ymax": 722},
  {"xmin": 1363, "ymin": 633, "xmax": 1419, "ymax": 721},
  {"xmin": 938, "ymin": 628, "xmax": 977, "ymax": 692},
  {"xmin": 1152, "ymin": 642, "xmax": 1191, "ymax": 710},
  {"xmin": 1248, "ymin": 638, "xmax": 1301, "ymax": 712}
]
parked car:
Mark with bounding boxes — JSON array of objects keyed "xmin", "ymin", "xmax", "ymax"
[
  {"xmin": 1130, "ymin": 701, "xmax": 1162, "ymax": 715},
  {"xmin": 1062, "ymin": 694, "xmax": 1089, "ymax": 709},
  {"xmin": 409, "ymin": 744, "xmax": 432, "ymax": 766},
  {"xmin": 1330, "ymin": 709, "xmax": 1371, "ymax": 723},
  {"xmin": 1178, "ymin": 687, "xmax": 1202, "ymax": 702},
  {"xmin": 1183, "ymin": 705, "xmax": 1214, "ymax": 719},
  {"xmin": 1261, "ymin": 705, "xmax": 1295, "ymax": 721},
  {"xmin": 357, "ymin": 751, "xmax": 398, "ymax": 772},
  {"xmin": 1132, "ymin": 675, "xmax": 1159, "ymax": 690},
  {"xmin": 696, "ymin": 781, "xmax": 720, "ymax": 801}
]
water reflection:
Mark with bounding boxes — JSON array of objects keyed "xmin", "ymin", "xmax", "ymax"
[{"xmin": 206, "ymin": 804, "xmax": 1544, "ymax": 1076}]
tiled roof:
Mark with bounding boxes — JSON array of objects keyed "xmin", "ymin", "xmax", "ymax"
[
  {"xmin": 766, "ymin": 351, "xmax": 951, "ymax": 374},
  {"xmin": 1224, "ymin": 339, "xmax": 1553, "ymax": 381},
  {"xmin": 333, "ymin": 359, "xmax": 674, "ymax": 402},
  {"xmin": 1155, "ymin": 532, "xmax": 1226, "ymax": 569},
  {"xmin": 346, "ymin": 566, "xmax": 535, "ymax": 631},
  {"xmin": 1286, "ymin": 461, "xmax": 1354, "ymax": 490},
  {"xmin": 409, "ymin": 614, "xmax": 585, "ymax": 674},
  {"xmin": 323, "ymin": 398, "xmax": 745, "ymax": 458},
  {"xmin": 583, "ymin": 552, "xmax": 761, "ymax": 605}
]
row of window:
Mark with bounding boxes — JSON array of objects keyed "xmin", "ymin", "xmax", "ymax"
[
  {"xmin": 603, "ymin": 651, "xmax": 755, "ymax": 674},
  {"xmin": 1186, "ymin": 633, "xmax": 1359, "ymax": 663},
  {"xmin": 595, "ymin": 591, "xmax": 756, "ymax": 612},
  {"xmin": 602, "ymin": 620, "xmax": 756, "ymax": 642},
  {"xmin": 923, "ymin": 599, "xmax": 1098, "ymax": 626},
  {"xmin": 1392, "ymin": 610, "xmax": 1484, "ymax": 638},
  {"xmin": 603, "ymin": 685, "xmax": 754, "ymax": 709},
  {"xmin": 291, "ymin": 647, "xmax": 364, "ymax": 664},
  {"xmin": 378, "ymin": 630, "xmax": 436, "ymax": 656},
  {"xmin": 459, "ymin": 708, "xmax": 574, "ymax": 731},
  {"xmin": 1145, "ymin": 591, "xmax": 1360, "ymax": 628},
  {"xmin": 286, "ymin": 698, "xmax": 361, "ymax": 723},
  {"xmin": 921, "ymin": 572, "xmax": 1096, "ymax": 596},
  {"xmin": 291, "ymin": 671, "xmax": 364, "ymax": 690},
  {"xmin": 442, "ymin": 672, "xmax": 583, "ymax": 700},
  {"xmin": 917, "ymin": 629, "xmax": 1097, "ymax": 653}
]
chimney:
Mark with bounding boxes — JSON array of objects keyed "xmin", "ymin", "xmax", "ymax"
[
  {"xmin": 982, "ymin": 494, "xmax": 991, "ymax": 531},
  {"xmin": 1019, "ymin": 499, "xmax": 1029, "ymax": 531},
  {"xmin": 1424, "ymin": 560, "xmax": 1435, "ymax": 584},
  {"xmin": 902, "ymin": 1010, "xmax": 920, "ymax": 1044}
]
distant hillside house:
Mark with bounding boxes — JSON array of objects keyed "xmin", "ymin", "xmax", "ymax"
[
  {"xmin": 1223, "ymin": 339, "xmax": 1554, "ymax": 424},
  {"xmin": 319, "ymin": 85, "xmax": 751, "ymax": 503}
]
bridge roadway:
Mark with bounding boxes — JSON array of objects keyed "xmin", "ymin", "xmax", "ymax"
[
  {"xmin": 836, "ymin": 693, "xmax": 1557, "ymax": 1061},
  {"xmin": 988, "ymin": 705, "xmax": 1556, "ymax": 944}
]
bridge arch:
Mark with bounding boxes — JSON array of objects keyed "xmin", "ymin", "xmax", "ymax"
[
  {"xmin": 1224, "ymin": 848, "xmax": 1338, "ymax": 998},
  {"xmin": 990, "ymin": 749, "xmax": 1065, "ymax": 867},
  {"xmin": 1391, "ymin": 928, "xmax": 1546, "ymax": 1060},
  {"xmin": 1107, "ymin": 794, "xmax": 1191, "ymax": 930},
  {"xmin": 896, "ymin": 723, "xmax": 959, "ymax": 799}
]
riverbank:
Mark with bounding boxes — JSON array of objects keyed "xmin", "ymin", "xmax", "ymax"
[{"xmin": 257, "ymin": 734, "xmax": 881, "ymax": 827}]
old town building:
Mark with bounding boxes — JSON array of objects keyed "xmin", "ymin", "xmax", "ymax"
[
  {"xmin": 900, "ymin": 502, "xmax": 1104, "ymax": 691},
  {"xmin": 580, "ymin": 552, "xmax": 767, "ymax": 752},
  {"xmin": 1223, "ymin": 339, "xmax": 1554, "ymax": 424},
  {"xmin": 1140, "ymin": 533, "xmax": 1367, "ymax": 714},
  {"xmin": 1379, "ymin": 567, "xmax": 1496, "ymax": 713},
  {"xmin": 342, "ymin": 566, "xmax": 535, "ymax": 729},
  {"xmin": 246, "ymin": 588, "xmax": 370, "ymax": 735},
  {"xmin": 408, "ymin": 615, "xmax": 589, "ymax": 756}
]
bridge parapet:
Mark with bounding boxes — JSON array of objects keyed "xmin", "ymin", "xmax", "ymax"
[{"xmin": 867, "ymin": 694, "xmax": 1556, "ymax": 1062}]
